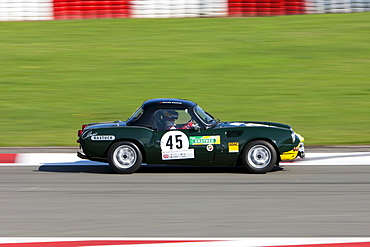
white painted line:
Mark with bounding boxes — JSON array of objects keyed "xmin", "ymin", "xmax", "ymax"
[
  {"xmin": 282, "ymin": 152, "xmax": 370, "ymax": 166},
  {"xmin": 0, "ymin": 152, "xmax": 369, "ymax": 167},
  {"xmin": 0, "ymin": 153, "xmax": 103, "ymax": 167},
  {"xmin": 16, "ymin": 153, "xmax": 80, "ymax": 164}
]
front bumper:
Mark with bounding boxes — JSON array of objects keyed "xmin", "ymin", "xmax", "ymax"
[{"xmin": 280, "ymin": 134, "xmax": 305, "ymax": 161}]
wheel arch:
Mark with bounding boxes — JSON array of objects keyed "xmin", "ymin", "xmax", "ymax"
[
  {"xmin": 237, "ymin": 138, "xmax": 281, "ymax": 165},
  {"xmin": 104, "ymin": 138, "xmax": 147, "ymax": 163}
]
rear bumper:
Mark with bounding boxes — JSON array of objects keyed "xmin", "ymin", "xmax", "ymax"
[
  {"xmin": 77, "ymin": 149, "xmax": 108, "ymax": 163},
  {"xmin": 77, "ymin": 151, "xmax": 89, "ymax": 160}
]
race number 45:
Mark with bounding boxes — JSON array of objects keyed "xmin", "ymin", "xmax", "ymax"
[
  {"xmin": 160, "ymin": 131, "xmax": 189, "ymax": 151},
  {"xmin": 166, "ymin": 134, "xmax": 183, "ymax": 149},
  {"xmin": 160, "ymin": 131, "xmax": 194, "ymax": 160}
]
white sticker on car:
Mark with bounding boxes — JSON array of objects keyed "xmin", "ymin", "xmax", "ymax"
[
  {"xmin": 160, "ymin": 131, "xmax": 194, "ymax": 160},
  {"xmin": 162, "ymin": 149, "xmax": 195, "ymax": 160},
  {"xmin": 91, "ymin": 135, "xmax": 115, "ymax": 141},
  {"xmin": 206, "ymin": 144, "xmax": 214, "ymax": 152}
]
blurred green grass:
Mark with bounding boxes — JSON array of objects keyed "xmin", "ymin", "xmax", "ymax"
[{"xmin": 1, "ymin": 13, "xmax": 369, "ymax": 146}]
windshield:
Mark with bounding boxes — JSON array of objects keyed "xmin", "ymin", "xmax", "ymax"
[{"xmin": 194, "ymin": 106, "xmax": 216, "ymax": 125}]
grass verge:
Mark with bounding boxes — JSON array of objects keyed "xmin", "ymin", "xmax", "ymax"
[{"xmin": 1, "ymin": 13, "xmax": 370, "ymax": 146}]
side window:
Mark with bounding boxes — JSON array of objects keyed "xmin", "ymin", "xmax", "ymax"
[
  {"xmin": 176, "ymin": 110, "xmax": 192, "ymax": 125},
  {"xmin": 154, "ymin": 109, "xmax": 195, "ymax": 130},
  {"xmin": 129, "ymin": 107, "xmax": 143, "ymax": 121}
]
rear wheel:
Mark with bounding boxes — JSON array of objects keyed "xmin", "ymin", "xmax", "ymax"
[
  {"xmin": 242, "ymin": 140, "xmax": 277, "ymax": 174},
  {"xmin": 108, "ymin": 141, "xmax": 142, "ymax": 174}
]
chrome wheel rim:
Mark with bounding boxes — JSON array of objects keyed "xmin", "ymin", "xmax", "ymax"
[
  {"xmin": 112, "ymin": 145, "xmax": 137, "ymax": 169},
  {"xmin": 247, "ymin": 145, "xmax": 271, "ymax": 169}
]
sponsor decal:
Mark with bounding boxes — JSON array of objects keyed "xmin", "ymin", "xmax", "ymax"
[
  {"xmin": 206, "ymin": 144, "xmax": 214, "ymax": 152},
  {"xmin": 91, "ymin": 135, "xmax": 115, "ymax": 141},
  {"xmin": 81, "ymin": 131, "xmax": 97, "ymax": 140},
  {"xmin": 189, "ymin": 135, "xmax": 220, "ymax": 145},
  {"xmin": 159, "ymin": 101, "xmax": 182, "ymax": 104},
  {"xmin": 160, "ymin": 131, "xmax": 194, "ymax": 160},
  {"xmin": 228, "ymin": 142, "xmax": 239, "ymax": 153},
  {"xmin": 162, "ymin": 149, "xmax": 195, "ymax": 160},
  {"xmin": 82, "ymin": 131, "xmax": 115, "ymax": 141}
]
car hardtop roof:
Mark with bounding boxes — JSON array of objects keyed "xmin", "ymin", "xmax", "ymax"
[
  {"xmin": 127, "ymin": 99, "xmax": 198, "ymax": 128},
  {"xmin": 142, "ymin": 98, "xmax": 197, "ymax": 110}
]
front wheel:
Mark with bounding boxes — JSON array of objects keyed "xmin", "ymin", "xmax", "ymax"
[
  {"xmin": 108, "ymin": 141, "xmax": 142, "ymax": 174},
  {"xmin": 242, "ymin": 140, "xmax": 277, "ymax": 174}
]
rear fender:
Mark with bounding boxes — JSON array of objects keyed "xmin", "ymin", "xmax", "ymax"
[{"xmin": 104, "ymin": 138, "xmax": 147, "ymax": 163}]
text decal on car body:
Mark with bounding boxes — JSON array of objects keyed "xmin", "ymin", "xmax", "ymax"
[
  {"xmin": 160, "ymin": 131, "xmax": 194, "ymax": 160},
  {"xmin": 189, "ymin": 136, "xmax": 220, "ymax": 145},
  {"xmin": 82, "ymin": 131, "xmax": 115, "ymax": 141},
  {"xmin": 81, "ymin": 131, "xmax": 97, "ymax": 140},
  {"xmin": 228, "ymin": 142, "xmax": 239, "ymax": 153},
  {"xmin": 91, "ymin": 135, "xmax": 116, "ymax": 141},
  {"xmin": 162, "ymin": 149, "xmax": 195, "ymax": 160}
]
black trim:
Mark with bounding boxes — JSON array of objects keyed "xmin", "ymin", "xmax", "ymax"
[{"xmin": 77, "ymin": 152, "xmax": 108, "ymax": 163}]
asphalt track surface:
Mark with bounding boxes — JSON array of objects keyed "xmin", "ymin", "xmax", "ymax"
[{"xmin": 1, "ymin": 152, "xmax": 370, "ymax": 238}]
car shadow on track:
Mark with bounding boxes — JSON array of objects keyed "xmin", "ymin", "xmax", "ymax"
[
  {"xmin": 38, "ymin": 161, "xmax": 283, "ymax": 174},
  {"xmin": 38, "ymin": 162, "xmax": 114, "ymax": 174}
]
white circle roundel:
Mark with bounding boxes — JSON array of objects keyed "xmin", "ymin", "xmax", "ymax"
[{"xmin": 160, "ymin": 131, "xmax": 189, "ymax": 151}]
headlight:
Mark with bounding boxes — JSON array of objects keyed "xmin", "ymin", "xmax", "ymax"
[{"xmin": 291, "ymin": 132, "xmax": 296, "ymax": 143}]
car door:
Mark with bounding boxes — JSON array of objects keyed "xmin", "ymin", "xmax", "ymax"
[{"xmin": 154, "ymin": 109, "xmax": 218, "ymax": 164}]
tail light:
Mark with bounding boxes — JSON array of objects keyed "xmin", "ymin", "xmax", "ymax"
[{"xmin": 77, "ymin": 124, "xmax": 88, "ymax": 140}]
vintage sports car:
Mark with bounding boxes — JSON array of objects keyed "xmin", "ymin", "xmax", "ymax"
[{"xmin": 77, "ymin": 98, "xmax": 304, "ymax": 174}]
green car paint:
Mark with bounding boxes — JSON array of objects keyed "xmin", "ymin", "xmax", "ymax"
[{"xmin": 77, "ymin": 98, "xmax": 303, "ymax": 173}]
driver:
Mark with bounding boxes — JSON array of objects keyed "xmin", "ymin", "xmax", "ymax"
[
  {"xmin": 163, "ymin": 110, "xmax": 179, "ymax": 130},
  {"xmin": 162, "ymin": 110, "xmax": 196, "ymax": 130}
]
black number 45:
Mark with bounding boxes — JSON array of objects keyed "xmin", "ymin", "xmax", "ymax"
[{"xmin": 166, "ymin": 135, "xmax": 183, "ymax": 149}]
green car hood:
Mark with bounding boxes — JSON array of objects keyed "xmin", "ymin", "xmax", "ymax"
[{"xmin": 217, "ymin": 121, "xmax": 292, "ymax": 130}]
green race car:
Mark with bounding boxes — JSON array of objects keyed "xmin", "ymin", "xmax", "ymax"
[{"xmin": 77, "ymin": 98, "xmax": 304, "ymax": 174}]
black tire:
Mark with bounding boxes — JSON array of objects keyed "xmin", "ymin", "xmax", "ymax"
[
  {"xmin": 242, "ymin": 140, "xmax": 277, "ymax": 174},
  {"xmin": 108, "ymin": 141, "xmax": 142, "ymax": 174}
]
